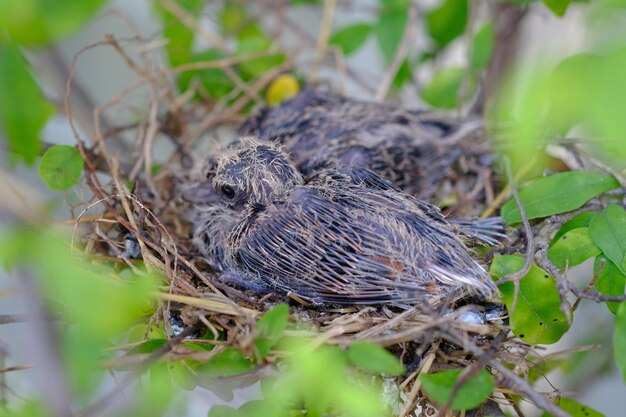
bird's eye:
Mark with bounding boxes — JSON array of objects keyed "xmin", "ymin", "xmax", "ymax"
[{"xmin": 221, "ymin": 184, "xmax": 235, "ymax": 199}]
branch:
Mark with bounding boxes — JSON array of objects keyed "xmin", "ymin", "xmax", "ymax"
[{"xmin": 375, "ymin": 0, "xmax": 418, "ymax": 101}]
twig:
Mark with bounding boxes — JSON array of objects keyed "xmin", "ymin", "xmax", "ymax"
[
  {"xmin": 0, "ymin": 314, "xmax": 30, "ymax": 325},
  {"xmin": 536, "ymin": 253, "xmax": 574, "ymax": 324},
  {"xmin": 572, "ymin": 259, "xmax": 604, "ymax": 311},
  {"xmin": 488, "ymin": 360, "xmax": 571, "ymax": 417},
  {"xmin": 311, "ymin": 0, "xmax": 337, "ymax": 81},
  {"xmin": 157, "ymin": 0, "xmax": 227, "ymax": 50},
  {"xmin": 495, "ymin": 157, "xmax": 534, "ymax": 286},
  {"xmin": 398, "ymin": 339, "xmax": 441, "ymax": 417},
  {"xmin": 375, "ymin": 0, "xmax": 418, "ymax": 101},
  {"xmin": 0, "ymin": 364, "xmax": 35, "ymax": 373}
]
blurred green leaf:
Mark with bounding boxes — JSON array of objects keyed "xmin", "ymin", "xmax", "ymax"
[
  {"xmin": 254, "ymin": 304, "xmax": 289, "ymax": 359},
  {"xmin": 237, "ymin": 35, "xmax": 285, "ymax": 78},
  {"xmin": 219, "ymin": 1, "xmax": 248, "ymax": 36},
  {"xmin": 589, "ymin": 204, "xmax": 626, "ymax": 273},
  {"xmin": 329, "ymin": 23, "xmax": 372, "ymax": 56},
  {"xmin": 470, "ymin": 23, "xmax": 494, "ymax": 71},
  {"xmin": 272, "ymin": 339, "xmax": 383, "ymax": 417},
  {"xmin": 548, "ymin": 228, "xmax": 600, "ymax": 269},
  {"xmin": 238, "ymin": 399, "xmax": 286, "ymax": 417},
  {"xmin": 614, "ymin": 302, "xmax": 626, "ymax": 383},
  {"xmin": 155, "ymin": 0, "xmax": 204, "ymax": 66},
  {"xmin": 208, "ymin": 405, "xmax": 244, "ymax": 417},
  {"xmin": 0, "ymin": 401, "xmax": 48, "ymax": 417},
  {"xmin": 199, "ymin": 348, "xmax": 253, "ymax": 378},
  {"xmin": 347, "ymin": 341, "xmax": 405, "ymax": 376},
  {"xmin": 587, "ymin": 47, "xmax": 626, "ymax": 164},
  {"xmin": 125, "ymin": 339, "xmax": 168, "ymax": 357},
  {"xmin": 490, "ymin": 255, "xmax": 570, "ymax": 344},
  {"xmin": 420, "ymin": 369, "xmax": 494, "ymax": 411},
  {"xmin": 38, "ymin": 145, "xmax": 84, "ymax": 190},
  {"xmin": 547, "ymin": 53, "xmax": 598, "ymax": 134},
  {"xmin": 421, "ymin": 66, "xmax": 464, "ymax": 109},
  {"xmin": 375, "ymin": 1, "xmax": 408, "ymax": 63},
  {"xmin": 2, "ymin": 229, "xmax": 160, "ymax": 394},
  {"xmin": 426, "ymin": 0, "xmax": 468, "ymax": 48},
  {"xmin": 62, "ymin": 329, "xmax": 108, "ymax": 395},
  {"xmin": 552, "ymin": 211, "xmax": 597, "ymax": 242},
  {"xmin": 541, "ymin": 398, "xmax": 604, "ymax": 417},
  {"xmin": 543, "ymin": 0, "xmax": 572, "ymax": 17},
  {"xmin": 392, "ymin": 58, "xmax": 412, "ymax": 89},
  {"xmin": 501, "ymin": 172, "xmax": 620, "ymax": 225},
  {"xmin": 0, "ymin": 0, "xmax": 107, "ymax": 45},
  {"xmin": 594, "ymin": 256, "xmax": 626, "ymax": 314},
  {"xmin": 177, "ymin": 49, "xmax": 234, "ymax": 99},
  {"xmin": 168, "ymin": 361, "xmax": 197, "ymax": 391},
  {"xmin": 0, "ymin": 41, "xmax": 54, "ymax": 165}
]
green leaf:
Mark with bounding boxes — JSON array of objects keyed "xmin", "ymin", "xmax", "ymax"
[
  {"xmin": 595, "ymin": 256, "xmax": 626, "ymax": 314},
  {"xmin": 490, "ymin": 255, "xmax": 570, "ymax": 344},
  {"xmin": 548, "ymin": 228, "xmax": 600, "ymax": 269},
  {"xmin": 254, "ymin": 304, "xmax": 289, "ymax": 359},
  {"xmin": 421, "ymin": 66, "xmax": 465, "ymax": 109},
  {"xmin": 470, "ymin": 23, "xmax": 494, "ymax": 71},
  {"xmin": 208, "ymin": 405, "xmax": 244, "ymax": 417},
  {"xmin": 542, "ymin": 0, "xmax": 572, "ymax": 17},
  {"xmin": 0, "ymin": 41, "xmax": 54, "ymax": 164},
  {"xmin": 177, "ymin": 49, "xmax": 234, "ymax": 99},
  {"xmin": 420, "ymin": 369, "xmax": 493, "ymax": 411},
  {"xmin": 155, "ymin": 0, "xmax": 204, "ymax": 66},
  {"xmin": 237, "ymin": 35, "xmax": 285, "ymax": 78},
  {"xmin": 169, "ymin": 361, "xmax": 197, "ymax": 391},
  {"xmin": 426, "ymin": 0, "xmax": 468, "ymax": 48},
  {"xmin": 501, "ymin": 172, "xmax": 620, "ymax": 225},
  {"xmin": 589, "ymin": 204, "xmax": 626, "ymax": 274},
  {"xmin": 615, "ymin": 302, "xmax": 626, "ymax": 383},
  {"xmin": 0, "ymin": 229, "xmax": 160, "ymax": 395},
  {"xmin": 219, "ymin": 1, "xmax": 249, "ymax": 36},
  {"xmin": 552, "ymin": 211, "xmax": 597, "ymax": 243},
  {"xmin": 199, "ymin": 348, "xmax": 253, "ymax": 378},
  {"xmin": 346, "ymin": 341, "xmax": 405, "ymax": 376},
  {"xmin": 329, "ymin": 23, "xmax": 372, "ymax": 56},
  {"xmin": 547, "ymin": 53, "xmax": 598, "ymax": 134},
  {"xmin": 125, "ymin": 339, "xmax": 168, "ymax": 357},
  {"xmin": 541, "ymin": 398, "xmax": 604, "ymax": 417},
  {"xmin": 0, "ymin": 0, "xmax": 107, "ymax": 45},
  {"xmin": 375, "ymin": 1, "xmax": 409, "ymax": 63},
  {"xmin": 38, "ymin": 145, "xmax": 84, "ymax": 190},
  {"xmin": 392, "ymin": 58, "xmax": 412, "ymax": 90}
]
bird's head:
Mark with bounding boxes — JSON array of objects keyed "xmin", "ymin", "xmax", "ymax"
[{"xmin": 209, "ymin": 138, "xmax": 302, "ymax": 208}]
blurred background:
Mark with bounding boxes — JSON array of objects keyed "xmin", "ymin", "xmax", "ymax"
[{"xmin": 1, "ymin": 1, "xmax": 626, "ymax": 416}]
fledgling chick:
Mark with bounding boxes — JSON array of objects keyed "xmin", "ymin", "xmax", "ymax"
[
  {"xmin": 239, "ymin": 89, "xmax": 491, "ymax": 200},
  {"xmin": 191, "ymin": 138, "xmax": 498, "ymax": 307}
]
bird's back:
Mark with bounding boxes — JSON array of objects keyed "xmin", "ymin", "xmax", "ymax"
[{"xmin": 226, "ymin": 176, "xmax": 496, "ymax": 306}]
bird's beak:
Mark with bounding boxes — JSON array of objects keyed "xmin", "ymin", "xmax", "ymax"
[{"xmin": 181, "ymin": 180, "xmax": 220, "ymax": 204}]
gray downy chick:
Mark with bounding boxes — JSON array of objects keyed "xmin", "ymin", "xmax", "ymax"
[
  {"xmin": 192, "ymin": 138, "xmax": 498, "ymax": 307},
  {"xmin": 239, "ymin": 89, "xmax": 491, "ymax": 200}
]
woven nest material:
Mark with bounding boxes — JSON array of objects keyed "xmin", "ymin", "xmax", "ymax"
[{"xmin": 65, "ymin": 43, "xmax": 535, "ymax": 415}]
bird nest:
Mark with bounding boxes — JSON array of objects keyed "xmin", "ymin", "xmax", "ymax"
[{"xmin": 64, "ymin": 37, "xmax": 557, "ymax": 417}]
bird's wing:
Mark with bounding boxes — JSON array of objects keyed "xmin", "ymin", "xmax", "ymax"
[{"xmin": 233, "ymin": 188, "xmax": 439, "ymax": 304}]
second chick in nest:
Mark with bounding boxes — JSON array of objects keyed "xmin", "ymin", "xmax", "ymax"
[
  {"xmin": 239, "ymin": 89, "xmax": 492, "ymax": 204},
  {"xmin": 191, "ymin": 138, "xmax": 498, "ymax": 307}
]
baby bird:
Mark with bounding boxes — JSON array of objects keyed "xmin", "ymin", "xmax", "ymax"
[
  {"xmin": 239, "ymin": 89, "xmax": 491, "ymax": 201},
  {"xmin": 192, "ymin": 138, "xmax": 498, "ymax": 306}
]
